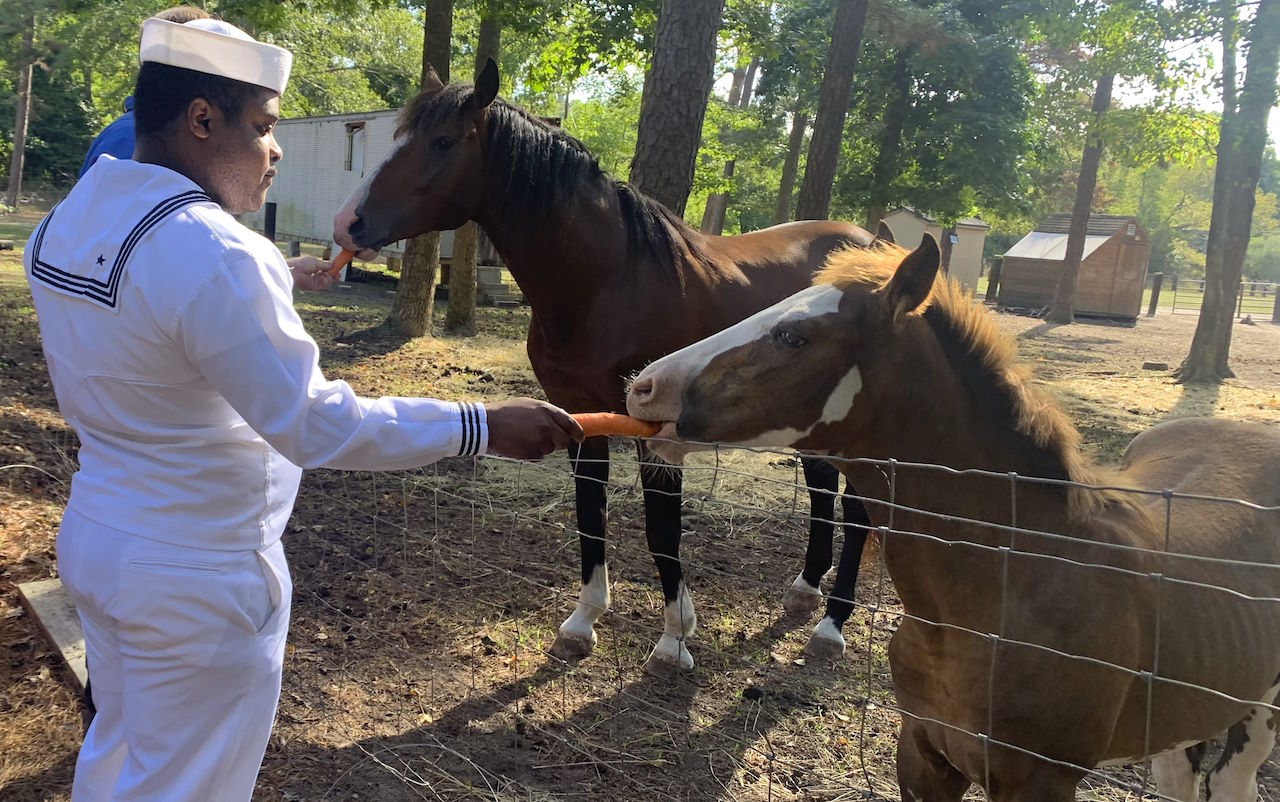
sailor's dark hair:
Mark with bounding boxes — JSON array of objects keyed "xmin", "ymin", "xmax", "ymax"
[{"xmin": 133, "ymin": 62, "xmax": 265, "ymax": 138}]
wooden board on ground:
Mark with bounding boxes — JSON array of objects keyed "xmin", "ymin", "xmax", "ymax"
[{"xmin": 17, "ymin": 578, "xmax": 87, "ymax": 691}]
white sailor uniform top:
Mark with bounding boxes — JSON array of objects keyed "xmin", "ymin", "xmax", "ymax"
[{"xmin": 25, "ymin": 157, "xmax": 486, "ymax": 551}]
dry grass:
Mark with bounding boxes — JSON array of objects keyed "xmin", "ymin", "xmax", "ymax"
[{"xmin": 2, "ymin": 241, "xmax": 1279, "ymax": 800}]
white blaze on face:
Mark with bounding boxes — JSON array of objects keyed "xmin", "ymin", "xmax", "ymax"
[
  {"xmin": 332, "ymin": 134, "xmax": 410, "ymax": 250},
  {"xmin": 740, "ymin": 363, "xmax": 862, "ymax": 448},
  {"xmin": 629, "ymin": 282, "xmax": 867, "ymax": 455},
  {"xmin": 629, "ymin": 283, "xmax": 846, "ymax": 430},
  {"xmin": 647, "ymin": 283, "xmax": 845, "ymax": 383}
]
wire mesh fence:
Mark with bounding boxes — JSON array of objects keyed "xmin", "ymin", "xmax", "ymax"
[{"xmin": 261, "ymin": 441, "xmax": 1280, "ymax": 802}]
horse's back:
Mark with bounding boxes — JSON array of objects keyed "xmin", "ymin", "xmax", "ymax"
[
  {"xmin": 1121, "ymin": 417, "xmax": 1280, "ymax": 513},
  {"xmin": 707, "ymin": 220, "xmax": 873, "ymax": 276},
  {"xmin": 1120, "ymin": 417, "xmax": 1280, "ymax": 564}
]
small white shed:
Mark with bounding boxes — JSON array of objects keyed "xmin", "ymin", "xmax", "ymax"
[{"xmin": 881, "ymin": 207, "xmax": 989, "ymax": 292}]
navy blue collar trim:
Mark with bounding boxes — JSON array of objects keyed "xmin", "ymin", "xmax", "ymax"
[{"xmin": 30, "ymin": 190, "xmax": 214, "ymax": 309}]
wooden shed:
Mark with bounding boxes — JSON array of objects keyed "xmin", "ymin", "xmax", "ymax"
[{"xmin": 998, "ymin": 214, "xmax": 1151, "ymax": 319}]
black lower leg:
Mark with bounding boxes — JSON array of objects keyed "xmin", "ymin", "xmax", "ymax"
[
  {"xmin": 639, "ymin": 445, "xmax": 684, "ymax": 605},
  {"xmin": 570, "ymin": 438, "xmax": 609, "ymax": 586},
  {"xmin": 800, "ymin": 457, "xmax": 839, "ymax": 588},
  {"xmin": 824, "ymin": 482, "xmax": 871, "ymax": 627}
]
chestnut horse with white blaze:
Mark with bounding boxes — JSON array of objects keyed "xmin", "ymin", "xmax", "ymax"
[
  {"xmin": 333, "ymin": 59, "xmax": 877, "ymax": 672},
  {"xmin": 627, "ymin": 236, "xmax": 1280, "ymax": 801}
]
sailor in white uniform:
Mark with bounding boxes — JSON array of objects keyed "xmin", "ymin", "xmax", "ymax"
[{"xmin": 25, "ymin": 17, "xmax": 581, "ymax": 801}]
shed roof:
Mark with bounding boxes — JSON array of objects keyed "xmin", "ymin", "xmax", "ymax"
[
  {"xmin": 885, "ymin": 206, "xmax": 989, "ymax": 229},
  {"xmin": 1033, "ymin": 214, "xmax": 1139, "ymax": 237},
  {"xmin": 1004, "ymin": 232, "xmax": 1112, "ymax": 262}
]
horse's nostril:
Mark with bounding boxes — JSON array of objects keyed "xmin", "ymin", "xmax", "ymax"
[
  {"xmin": 632, "ymin": 376, "xmax": 654, "ymax": 401},
  {"xmin": 348, "ymin": 216, "xmax": 365, "ymax": 240}
]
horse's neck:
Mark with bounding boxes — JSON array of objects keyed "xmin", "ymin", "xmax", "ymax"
[
  {"xmin": 849, "ymin": 401, "xmax": 1138, "ymax": 630},
  {"xmin": 473, "ymin": 168, "xmax": 637, "ymax": 315}
]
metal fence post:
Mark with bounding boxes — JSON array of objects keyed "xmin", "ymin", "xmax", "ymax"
[{"xmin": 264, "ymin": 202, "xmax": 277, "ymax": 243}]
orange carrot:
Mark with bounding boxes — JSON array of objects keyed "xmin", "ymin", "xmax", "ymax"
[
  {"xmin": 327, "ymin": 248, "xmax": 356, "ymax": 278},
  {"xmin": 572, "ymin": 412, "xmax": 661, "ymax": 439}
]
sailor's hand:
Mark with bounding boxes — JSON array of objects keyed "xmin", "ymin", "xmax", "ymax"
[
  {"xmin": 288, "ymin": 256, "xmax": 338, "ymax": 291},
  {"xmin": 485, "ymin": 399, "xmax": 584, "ymax": 460}
]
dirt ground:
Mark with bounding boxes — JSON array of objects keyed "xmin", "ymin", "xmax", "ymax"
[{"xmin": 2, "ymin": 245, "xmax": 1279, "ymax": 801}]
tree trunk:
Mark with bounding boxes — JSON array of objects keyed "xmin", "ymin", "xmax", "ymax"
[
  {"xmin": 446, "ymin": 223, "xmax": 479, "ymax": 334},
  {"xmin": 863, "ymin": 49, "xmax": 910, "ymax": 231},
  {"xmin": 740, "ymin": 56, "xmax": 759, "ymax": 108},
  {"xmin": 701, "ymin": 55, "xmax": 759, "ymax": 234},
  {"xmin": 1179, "ymin": 0, "xmax": 1279, "ymax": 382},
  {"xmin": 794, "ymin": 0, "xmax": 869, "ymax": 220},
  {"xmin": 423, "ymin": 0, "xmax": 453, "ymax": 83},
  {"xmin": 774, "ymin": 108, "xmax": 808, "ymax": 225},
  {"xmin": 699, "ymin": 159, "xmax": 734, "ymax": 234},
  {"xmin": 726, "ymin": 65, "xmax": 746, "ymax": 107},
  {"xmin": 1046, "ymin": 71, "xmax": 1114, "ymax": 324},
  {"xmin": 388, "ymin": 0, "xmax": 454, "ymax": 337},
  {"xmin": 5, "ymin": 14, "xmax": 35, "ymax": 210},
  {"xmin": 445, "ymin": 0, "xmax": 501, "ymax": 336},
  {"xmin": 939, "ymin": 226, "xmax": 956, "ymax": 275},
  {"xmin": 388, "ymin": 233, "xmax": 442, "ymax": 337},
  {"xmin": 475, "ymin": 1, "xmax": 500, "ymax": 75},
  {"xmin": 629, "ymin": 0, "xmax": 726, "ymax": 216}
]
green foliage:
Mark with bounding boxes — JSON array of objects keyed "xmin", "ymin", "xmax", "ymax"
[
  {"xmin": 1244, "ymin": 231, "xmax": 1280, "ymax": 282},
  {"xmin": 562, "ymin": 75, "xmax": 641, "ymax": 178},
  {"xmin": 270, "ymin": 4, "xmax": 422, "ymax": 116},
  {"xmin": 1096, "ymin": 153, "xmax": 1280, "ymax": 280},
  {"xmin": 687, "ymin": 97, "xmax": 788, "ymax": 232},
  {"xmin": 19, "ymin": 61, "xmax": 95, "ymax": 183},
  {"xmin": 830, "ymin": 11, "xmax": 1038, "ymax": 226}
]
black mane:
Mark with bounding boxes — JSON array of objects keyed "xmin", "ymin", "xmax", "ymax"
[{"xmin": 398, "ymin": 84, "xmax": 696, "ymax": 272}]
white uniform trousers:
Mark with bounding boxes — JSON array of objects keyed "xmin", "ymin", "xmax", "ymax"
[{"xmin": 56, "ymin": 508, "xmax": 292, "ymax": 801}]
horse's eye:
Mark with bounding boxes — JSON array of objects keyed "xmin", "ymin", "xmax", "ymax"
[
  {"xmin": 774, "ymin": 328, "xmax": 808, "ymax": 348},
  {"xmin": 431, "ymin": 136, "xmax": 454, "ymax": 151}
]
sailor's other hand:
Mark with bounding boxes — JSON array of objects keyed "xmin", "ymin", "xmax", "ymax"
[
  {"xmin": 287, "ymin": 256, "xmax": 338, "ymax": 291},
  {"xmin": 485, "ymin": 399, "xmax": 584, "ymax": 460}
]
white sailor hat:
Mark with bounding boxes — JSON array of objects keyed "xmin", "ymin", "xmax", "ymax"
[{"xmin": 138, "ymin": 18, "xmax": 292, "ymax": 95}]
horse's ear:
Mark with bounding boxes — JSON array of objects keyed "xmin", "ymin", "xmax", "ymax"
[
  {"xmin": 884, "ymin": 235, "xmax": 940, "ymax": 326},
  {"xmin": 473, "ymin": 57, "xmax": 499, "ymax": 109},
  {"xmin": 423, "ymin": 64, "xmax": 445, "ymax": 92},
  {"xmin": 874, "ymin": 221, "xmax": 895, "ymax": 244}
]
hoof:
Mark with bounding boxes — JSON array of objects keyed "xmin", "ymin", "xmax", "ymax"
[
  {"xmin": 643, "ymin": 651, "xmax": 691, "ymax": 676},
  {"xmin": 550, "ymin": 630, "xmax": 596, "ymax": 660},
  {"xmin": 802, "ymin": 632, "xmax": 846, "ymax": 660},
  {"xmin": 782, "ymin": 586, "xmax": 823, "ymax": 615},
  {"xmin": 644, "ymin": 637, "xmax": 694, "ymax": 675}
]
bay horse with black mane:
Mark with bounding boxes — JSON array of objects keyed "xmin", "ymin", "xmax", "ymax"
[
  {"xmin": 333, "ymin": 59, "xmax": 875, "ymax": 671},
  {"xmin": 627, "ymin": 236, "xmax": 1280, "ymax": 800}
]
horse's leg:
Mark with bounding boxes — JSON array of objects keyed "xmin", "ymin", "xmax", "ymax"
[
  {"xmin": 638, "ymin": 444, "xmax": 695, "ymax": 675},
  {"xmin": 1151, "ymin": 744, "xmax": 1206, "ymax": 802},
  {"xmin": 896, "ymin": 719, "xmax": 970, "ymax": 802},
  {"xmin": 803, "ymin": 482, "xmax": 870, "ymax": 659},
  {"xmin": 551, "ymin": 438, "xmax": 610, "ymax": 660},
  {"xmin": 1204, "ymin": 683, "xmax": 1280, "ymax": 802},
  {"xmin": 783, "ymin": 457, "xmax": 838, "ymax": 614}
]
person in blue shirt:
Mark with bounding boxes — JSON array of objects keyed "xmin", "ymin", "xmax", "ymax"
[{"xmin": 79, "ymin": 97, "xmax": 136, "ymax": 178}]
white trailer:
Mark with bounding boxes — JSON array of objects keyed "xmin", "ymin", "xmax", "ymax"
[{"xmin": 240, "ymin": 108, "xmax": 456, "ymax": 261}]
